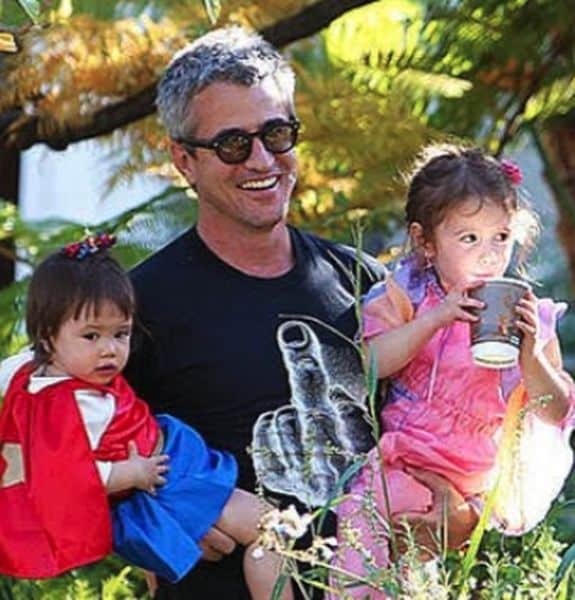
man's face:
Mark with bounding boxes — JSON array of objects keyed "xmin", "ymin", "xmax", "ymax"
[{"xmin": 172, "ymin": 79, "xmax": 298, "ymax": 233}]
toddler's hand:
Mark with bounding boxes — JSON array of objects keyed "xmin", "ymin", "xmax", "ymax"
[
  {"xmin": 515, "ymin": 290, "xmax": 541, "ymax": 364},
  {"xmin": 126, "ymin": 440, "xmax": 170, "ymax": 495},
  {"xmin": 433, "ymin": 281, "xmax": 484, "ymax": 328}
]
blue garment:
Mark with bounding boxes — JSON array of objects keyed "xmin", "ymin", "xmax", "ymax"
[{"xmin": 111, "ymin": 414, "xmax": 238, "ymax": 582}]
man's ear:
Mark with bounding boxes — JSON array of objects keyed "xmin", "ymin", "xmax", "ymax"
[
  {"xmin": 169, "ymin": 139, "xmax": 197, "ymax": 186},
  {"xmin": 409, "ymin": 222, "xmax": 434, "ymax": 258}
]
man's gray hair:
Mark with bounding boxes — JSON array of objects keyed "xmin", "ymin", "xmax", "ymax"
[{"xmin": 156, "ymin": 26, "xmax": 296, "ymax": 139}]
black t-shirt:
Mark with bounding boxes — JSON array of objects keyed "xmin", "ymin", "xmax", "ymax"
[{"xmin": 125, "ymin": 226, "xmax": 385, "ymax": 598}]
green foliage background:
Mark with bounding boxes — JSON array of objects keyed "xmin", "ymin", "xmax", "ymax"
[{"xmin": 1, "ymin": 0, "xmax": 575, "ymax": 597}]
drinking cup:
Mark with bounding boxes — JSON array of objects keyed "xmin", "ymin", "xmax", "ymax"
[{"xmin": 468, "ymin": 277, "xmax": 531, "ymax": 369}]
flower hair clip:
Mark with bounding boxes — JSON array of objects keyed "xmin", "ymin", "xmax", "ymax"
[
  {"xmin": 62, "ymin": 233, "xmax": 116, "ymax": 260},
  {"xmin": 500, "ymin": 159, "xmax": 523, "ymax": 186}
]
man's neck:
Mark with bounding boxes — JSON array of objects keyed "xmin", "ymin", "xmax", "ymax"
[{"xmin": 197, "ymin": 221, "xmax": 294, "ymax": 278}]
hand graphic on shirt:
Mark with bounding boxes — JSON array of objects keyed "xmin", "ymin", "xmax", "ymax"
[{"xmin": 251, "ymin": 320, "xmax": 375, "ymax": 507}]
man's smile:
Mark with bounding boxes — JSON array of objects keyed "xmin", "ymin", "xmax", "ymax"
[{"xmin": 238, "ymin": 175, "xmax": 280, "ymax": 191}]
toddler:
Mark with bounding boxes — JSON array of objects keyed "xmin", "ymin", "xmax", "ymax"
[
  {"xmin": 0, "ymin": 234, "xmax": 293, "ymax": 600},
  {"xmin": 335, "ymin": 145, "xmax": 575, "ymax": 598}
]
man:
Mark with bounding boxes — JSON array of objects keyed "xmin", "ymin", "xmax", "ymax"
[{"xmin": 125, "ymin": 26, "xmax": 477, "ymax": 598}]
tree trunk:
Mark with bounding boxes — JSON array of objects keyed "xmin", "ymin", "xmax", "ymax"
[
  {"xmin": 0, "ymin": 147, "xmax": 18, "ymax": 288},
  {"xmin": 538, "ymin": 114, "xmax": 575, "ymax": 288}
]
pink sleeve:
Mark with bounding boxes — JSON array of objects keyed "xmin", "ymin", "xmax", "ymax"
[
  {"xmin": 537, "ymin": 297, "xmax": 567, "ymax": 346},
  {"xmin": 362, "ymin": 276, "xmax": 415, "ymax": 339},
  {"xmin": 491, "ymin": 411, "xmax": 574, "ymax": 535},
  {"xmin": 536, "ymin": 298, "xmax": 575, "ymax": 428}
]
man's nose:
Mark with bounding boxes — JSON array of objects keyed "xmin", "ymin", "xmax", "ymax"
[{"xmin": 244, "ymin": 137, "xmax": 275, "ymax": 170}]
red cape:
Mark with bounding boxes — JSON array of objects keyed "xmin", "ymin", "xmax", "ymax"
[{"xmin": 0, "ymin": 364, "xmax": 159, "ymax": 578}]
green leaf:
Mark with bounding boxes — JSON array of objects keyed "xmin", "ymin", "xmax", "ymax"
[
  {"xmin": 15, "ymin": 0, "xmax": 41, "ymax": 23},
  {"xmin": 57, "ymin": 0, "xmax": 73, "ymax": 19},
  {"xmin": 395, "ymin": 69, "xmax": 473, "ymax": 99},
  {"xmin": 201, "ymin": 0, "xmax": 221, "ymax": 25},
  {"xmin": 524, "ymin": 76, "xmax": 575, "ymax": 122},
  {"xmin": 0, "ymin": 32, "xmax": 18, "ymax": 53},
  {"xmin": 556, "ymin": 542, "xmax": 575, "ymax": 586},
  {"xmin": 316, "ymin": 456, "xmax": 368, "ymax": 532},
  {"xmin": 270, "ymin": 573, "xmax": 290, "ymax": 600},
  {"xmin": 556, "ymin": 561, "xmax": 574, "ymax": 600}
]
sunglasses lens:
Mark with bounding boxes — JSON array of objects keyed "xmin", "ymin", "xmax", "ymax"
[
  {"xmin": 262, "ymin": 122, "xmax": 298, "ymax": 153},
  {"xmin": 212, "ymin": 121, "xmax": 299, "ymax": 164},
  {"xmin": 217, "ymin": 133, "xmax": 252, "ymax": 164}
]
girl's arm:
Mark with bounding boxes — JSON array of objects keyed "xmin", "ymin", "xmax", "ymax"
[
  {"xmin": 517, "ymin": 292, "xmax": 574, "ymax": 424},
  {"xmin": 106, "ymin": 441, "xmax": 169, "ymax": 495},
  {"xmin": 369, "ymin": 286, "xmax": 483, "ymax": 379}
]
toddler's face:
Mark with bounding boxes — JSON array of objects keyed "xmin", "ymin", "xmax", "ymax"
[
  {"xmin": 46, "ymin": 300, "xmax": 132, "ymax": 386},
  {"xmin": 424, "ymin": 198, "xmax": 514, "ymax": 291}
]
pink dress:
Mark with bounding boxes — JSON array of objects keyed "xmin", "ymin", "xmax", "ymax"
[{"xmin": 334, "ymin": 256, "xmax": 575, "ymax": 598}]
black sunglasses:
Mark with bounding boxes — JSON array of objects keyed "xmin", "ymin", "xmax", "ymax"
[{"xmin": 176, "ymin": 118, "xmax": 300, "ymax": 165}]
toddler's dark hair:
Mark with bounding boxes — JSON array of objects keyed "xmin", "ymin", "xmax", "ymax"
[
  {"xmin": 405, "ymin": 144, "xmax": 539, "ymax": 260},
  {"xmin": 26, "ymin": 249, "xmax": 135, "ymax": 364}
]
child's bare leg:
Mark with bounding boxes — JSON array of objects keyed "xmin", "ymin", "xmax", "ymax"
[
  {"xmin": 216, "ymin": 488, "xmax": 294, "ymax": 600},
  {"xmin": 141, "ymin": 570, "xmax": 157, "ymax": 597}
]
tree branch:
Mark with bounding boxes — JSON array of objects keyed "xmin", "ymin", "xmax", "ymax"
[
  {"xmin": 495, "ymin": 52, "xmax": 569, "ymax": 156},
  {"xmin": 0, "ymin": 0, "xmax": 377, "ymax": 152},
  {"xmin": 260, "ymin": 0, "xmax": 375, "ymax": 47},
  {"xmin": 494, "ymin": 30, "xmax": 575, "ymax": 156},
  {"xmin": 0, "ymin": 84, "xmax": 157, "ymax": 151}
]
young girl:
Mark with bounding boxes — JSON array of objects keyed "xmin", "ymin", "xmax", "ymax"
[
  {"xmin": 334, "ymin": 145, "xmax": 575, "ymax": 597},
  {"xmin": 0, "ymin": 234, "xmax": 293, "ymax": 600}
]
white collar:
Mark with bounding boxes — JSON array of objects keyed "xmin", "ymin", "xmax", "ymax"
[{"xmin": 29, "ymin": 372, "xmax": 71, "ymax": 394}]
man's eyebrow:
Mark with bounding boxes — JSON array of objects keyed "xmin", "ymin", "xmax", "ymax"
[
  {"xmin": 206, "ymin": 118, "xmax": 288, "ymax": 139},
  {"xmin": 207, "ymin": 126, "xmax": 246, "ymax": 138}
]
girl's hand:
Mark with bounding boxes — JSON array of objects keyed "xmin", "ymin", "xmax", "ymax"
[
  {"xmin": 126, "ymin": 440, "xmax": 170, "ymax": 495},
  {"xmin": 516, "ymin": 290, "xmax": 541, "ymax": 364},
  {"xmin": 433, "ymin": 281, "xmax": 484, "ymax": 329}
]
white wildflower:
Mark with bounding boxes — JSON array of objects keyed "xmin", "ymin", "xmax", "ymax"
[{"xmin": 259, "ymin": 505, "xmax": 313, "ymax": 542}]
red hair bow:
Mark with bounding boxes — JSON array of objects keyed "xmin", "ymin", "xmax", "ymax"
[
  {"xmin": 62, "ymin": 233, "xmax": 116, "ymax": 260},
  {"xmin": 500, "ymin": 159, "xmax": 522, "ymax": 186}
]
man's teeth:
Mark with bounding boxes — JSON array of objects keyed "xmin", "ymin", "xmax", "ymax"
[{"xmin": 240, "ymin": 176, "xmax": 278, "ymax": 190}]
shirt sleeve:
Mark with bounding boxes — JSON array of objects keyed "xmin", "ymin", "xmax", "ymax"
[
  {"xmin": 362, "ymin": 275, "xmax": 415, "ymax": 339},
  {"xmin": 538, "ymin": 297, "xmax": 568, "ymax": 346},
  {"xmin": 0, "ymin": 349, "xmax": 34, "ymax": 395},
  {"xmin": 73, "ymin": 389, "xmax": 116, "ymax": 485},
  {"xmin": 537, "ymin": 297, "xmax": 575, "ymax": 428},
  {"xmin": 490, "ymin": 408, "xmax": 573, "ymax": 536}
]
